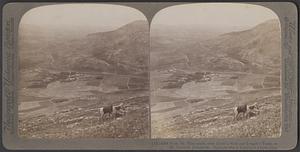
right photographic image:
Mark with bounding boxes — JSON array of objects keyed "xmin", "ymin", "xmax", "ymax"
[{"xmin": 150, "ymin": 3, "xmax": 282, "ymax": 138}]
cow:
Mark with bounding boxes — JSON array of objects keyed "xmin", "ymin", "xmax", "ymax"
[
  {"xmin": 99, "ymin": 103, "xmax": 126, "ymax": 120},
  {"xmin": 233, "ymin": 102, "xmax": 259, "ymax": 121}
]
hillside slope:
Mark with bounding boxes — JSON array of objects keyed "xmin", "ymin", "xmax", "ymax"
[
  {"xmin": 189, "ymin": 19, "xmax": 281, "ymax": 74},
  {"xmin": 19, "ymin": 20, "xmax": 149, "ymax": 75}
]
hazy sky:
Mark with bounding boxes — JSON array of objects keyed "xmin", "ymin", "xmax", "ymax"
[
  {"xmin": 21, "ymin": 3, "xmax": 279, "ymax": 33},
  {"xmin": 20, "ymin": 4, "xmax": 146, "ymax": 31},
  {"xmin": 152, "ymin": 3, "xmax": 279, "ymax": 30}
]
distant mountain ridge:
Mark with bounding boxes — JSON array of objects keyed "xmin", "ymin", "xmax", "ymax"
[
  {"xmin": 186, "ymin": 19, "xmax": 281, "ymax": 74},
  {"xmin": 81, "ymin": 20, "xmax": 149, "ymax": 74},
  {"xmin": 20, "ymin": 20, "xmax": 149, "ymax": 75},
  {"xmin": 20, "ymin": 19, "xmax": 280, "ymax": 75}
]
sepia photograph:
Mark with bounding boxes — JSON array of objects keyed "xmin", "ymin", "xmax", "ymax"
[
  {"xmin": 2, "ymin": 1, "xmax": 298, "ymax": 150},
  {"xmin": 18, "ymin": 4, "xmax": 150, "ymax": 139},
  {"xmin": 150, "ymin": 3, "xmax": 282, "ymax": 138}
]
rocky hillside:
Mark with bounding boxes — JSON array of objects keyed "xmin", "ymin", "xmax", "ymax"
[
  {"xmin": 85, "ymin": 20, "xmax": 149, "ymax": 74},
  {"xmin": 19, "ymin": 20, "xmax": 149, "ymax": 75},
  {"xmin": 189, "ymin": 19, "xmax": 281, "ymax": 74}
]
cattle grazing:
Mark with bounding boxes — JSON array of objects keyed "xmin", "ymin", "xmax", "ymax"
[
  {"xmin": 233, "ymin": 102, "xmax": 259, "ymax": 121},
  {"xmin": 99, "ymin": 103, "xmax": 126, "ymax": 120}
]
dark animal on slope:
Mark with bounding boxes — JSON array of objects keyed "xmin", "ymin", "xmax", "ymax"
[
  {"xmin": 99, "ymin": 103, "xmax": 125, "ymax": 120},
  {"xmin": 233, "ymin": 102, "xmax": 259, "ymax": 121}
]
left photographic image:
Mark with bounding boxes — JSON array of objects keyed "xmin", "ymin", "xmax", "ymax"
[{"xmin": 18, "ymin": 4, "xmax": 150, "ymax": 139}]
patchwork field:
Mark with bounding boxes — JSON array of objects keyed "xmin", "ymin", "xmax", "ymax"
[
  {"xmin": 151, "ymin": 70, "xmax": 281, "ymax": 138},
  {"xmin": 18, "ymin": 70, "xmax": 150, "ymax": 139}
]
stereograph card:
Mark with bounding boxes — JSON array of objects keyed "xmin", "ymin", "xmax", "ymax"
[{"xmin": 1, "ymin": 1, "xmax": 298, "ymax": 151}]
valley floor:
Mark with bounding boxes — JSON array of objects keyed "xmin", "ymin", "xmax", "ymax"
[
  {"xmin": 151, "ymin": 70, "xmax": 281, "ymax": 138},
  {"xmin": 18, "ymin": 70, "xmax": 150, "ymax": 139}
]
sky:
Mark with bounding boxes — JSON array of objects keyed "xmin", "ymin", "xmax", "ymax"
[
  {"xmin": 20, "ymin": 3, "xmax": 279, "ymax": 33},
  {"xmin": 20, "ymin": 4, "xmax": 146, "ymax": 32},
  {"xmin": 152, "ymin": 3, "xmax": 279, "ymax": 30}
]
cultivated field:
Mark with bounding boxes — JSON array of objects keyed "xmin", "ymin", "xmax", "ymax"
[
  {"xmin": 18, "ymin": 70, "xmax": 150, "ymax": 138},
  {"xmin": 151, "ymin": 70, "xmax": 281, "ymax": 138}
]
